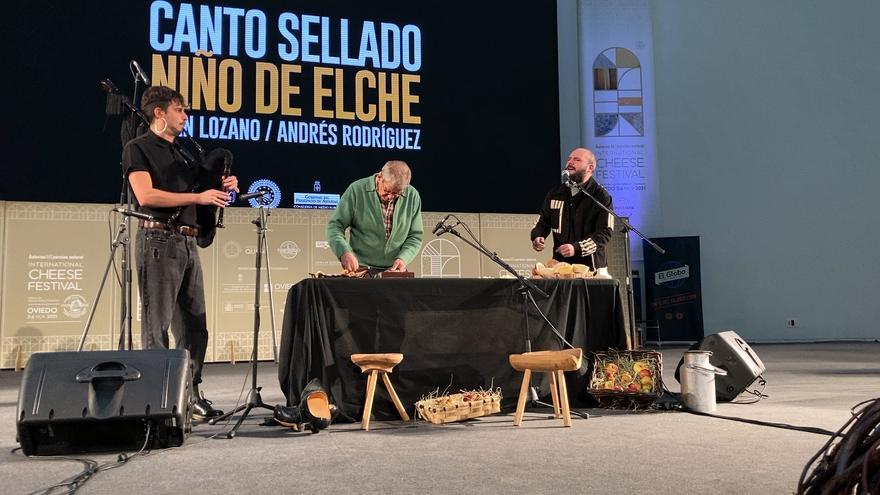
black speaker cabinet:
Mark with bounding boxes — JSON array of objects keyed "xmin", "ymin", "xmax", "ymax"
[
  {"xmin": 16, "ymin": 349, "xmax": 192, "ymax": 455},
  {"xmin": 674, "ymin": 331, "xmax": 766, "ymax": 402}
]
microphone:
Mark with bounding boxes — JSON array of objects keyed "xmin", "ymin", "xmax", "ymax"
[
  {"xmin": 112, "ymin": 207, "xmax": 154, "ymax": 221},
  {"xmin": 131, "ymin": 60, "xmax": 151, "ymax": 85},
  {"xmin": 432, "ymin": 214, "xmax": 451, "ymax": 236},
  {"xmin": 239, "ymin": 190, "xmax": 267, "ymax": 201},
  {"xmin": 561, "ymin": 170, "xmax": 571, "ymax": 184},
  {"xmin": 99, "ymin": 78, "xmax": 120, "ymax": 94}
]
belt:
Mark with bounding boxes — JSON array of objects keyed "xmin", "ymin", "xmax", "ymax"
[{"xmin": 139, "ymin": 220, "xmax": 198, "ymax": 237}]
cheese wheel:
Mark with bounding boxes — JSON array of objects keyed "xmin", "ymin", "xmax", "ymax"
[
  {"xmin": 537, "ymin": 267, "xmax": 555, "ymax": 278},
  {"xmin": 553, "ymin": 262, "xmax": 573, "ymax": 275}
]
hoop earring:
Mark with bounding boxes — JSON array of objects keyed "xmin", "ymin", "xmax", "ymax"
[{"xmin": 152, "ymin": 117, "xmax": 168, "ymax": 134}]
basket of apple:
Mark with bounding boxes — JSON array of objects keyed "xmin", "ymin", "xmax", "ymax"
[{"xmin": 587, "ymin": 350, "xmax": 663, "ymax": 409}]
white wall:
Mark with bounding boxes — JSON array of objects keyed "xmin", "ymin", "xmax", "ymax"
[
  {"xmin": 651, "ymin": 0, "xmax": 880, "ymax": 341},
  {"xmin": 560, "ymin": 0, "xmax": 880, "ymax": 341}
]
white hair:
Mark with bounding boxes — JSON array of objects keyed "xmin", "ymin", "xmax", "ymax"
[{"xmin": 380, "ymin": 161, "xmax": 412, "ymax": 189}]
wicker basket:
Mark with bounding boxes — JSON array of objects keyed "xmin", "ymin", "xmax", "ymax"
[
  {"xmin": 587, "ymin": 350, "xmax": 663, "ymax": 409},
  {"xmin": 416, "ymin": 393, "xmax": 501, "ymax": 424}
]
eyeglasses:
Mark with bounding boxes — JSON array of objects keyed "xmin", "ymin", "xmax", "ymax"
[{"xmin": 377, "ymin": 176, "xmax": 403, "ymax": 200}]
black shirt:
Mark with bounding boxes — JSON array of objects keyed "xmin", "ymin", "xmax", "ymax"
[{"xmin": 122, "ymin": 131, "xmax": 198, "ymax": 227}]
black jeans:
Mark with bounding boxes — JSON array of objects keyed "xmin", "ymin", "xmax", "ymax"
[{"xmin": 136, "ymin": 228, "xmax": 209, "ymax": 385}]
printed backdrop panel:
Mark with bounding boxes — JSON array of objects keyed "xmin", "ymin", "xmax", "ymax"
[
  {"xmin": 310, "ymin": 210, "xmax": 340, "ymax": 275},
  {"xmin": 477, "ymin": 213, "xmax": 541, "ymax": 278},
  {"xmin": 1, "ymin": 202, "xmax": 117, "ymax": 368},
  {"xmin": 0, "ymin": 204, "xmax": 634, "ymax": 366},
  {"xmin": 212, "ymin": 207, "xmax": 310, "ymax": 362},
  {"xmin": 580, "ymin": 0, "xmax": 661, "ymax": 259},
  {"xmin": 414, "ymin": 212, "xmax": 482, "ymax": 278}
]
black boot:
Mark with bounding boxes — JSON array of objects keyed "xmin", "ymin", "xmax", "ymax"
[
  {"xmin": 192, "ymin": 392, "xmax": 224, "ymax": 420},
  {"xmin": 273, "ymin": 404, "xmax": 304, "ymax": 428},
  {"xmin": 299, "ymin": 378, "xmax": 332, "ymax": 430}
]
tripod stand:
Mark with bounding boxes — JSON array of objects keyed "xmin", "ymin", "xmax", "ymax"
[
  {"xmin": 116, "ymin": 182, "xmax": 136, "ymax": 351},
  {"xmin": 78, "ymin": 209, "xmax": 135, "ymax": 351},
  {"xmin": 209, "ymin": 205, "xmax": 275, "ymax": 438},
  {"xmin": 433, "ymin": 216, "xmax": 588, "ymax": 418},
  {"xmin": 79, "ymin": 69, "xmax": 152, "ymax": 352}
]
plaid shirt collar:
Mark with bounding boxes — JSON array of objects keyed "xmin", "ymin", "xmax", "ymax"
[{"xmin": 373, "ymin": 174, "xmax": 399, "ymax": 240}]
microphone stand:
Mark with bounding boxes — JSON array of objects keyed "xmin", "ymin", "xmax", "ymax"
[
  {"xmin": 78, "ymin": 209, "xmax": 153, "ymax": 351},
  {"xmin": 96, "ymin": 72, "xmax": 152, "ymax": 351},
  {"xmin": 116, "ymin": 68, "xmax": 144, "ymax": 351},
  {"xmin": 563, "ymin": 176, "xmax": 665, "ymax": 348},
  {"xmin": 435, "ymin": 218, "xmax": 588, "ymax": 418},
  {"xmin": 209, "ymin": 202, "xmax": 276, "ymax": 438},
  {"xmin": 79, "ymin": 210, "xmax": 133, "ymax": 351},
  {"xmin": 117, "ymin": 179, "xmax": 134, "ymax": 351},
  {"xmin": 435, "ymin": 218, "xmax": 549, "ymax": 342},
  {"xmin": 262, "ymin": 227, "xmax": 280, "ymax": 362},
  {"xmin": 238, "ymin": 190, "xmax": 278, "ymax": 360}
]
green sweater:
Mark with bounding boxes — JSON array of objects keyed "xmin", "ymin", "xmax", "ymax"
[{"xmin": 326, "ymin": 176, "xmax": 424, "ymax": 269}]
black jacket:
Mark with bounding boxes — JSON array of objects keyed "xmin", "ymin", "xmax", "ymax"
[{"xmin": 530, "ymin": 177, "xmax": 614, "ymax": 269}]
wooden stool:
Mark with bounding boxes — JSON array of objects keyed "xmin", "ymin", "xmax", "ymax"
[
  {"xmin": 509, "ymin": 348, "xmax": 583, "ymax": 427},
  {"xmin": 350, "ymin": 353, "xmax": 410, "ymax": 430}
]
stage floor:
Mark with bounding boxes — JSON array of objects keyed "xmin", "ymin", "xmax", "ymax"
[{"xmin": 1, "ymin": 342, "xmax": 878, "ymax": 494}]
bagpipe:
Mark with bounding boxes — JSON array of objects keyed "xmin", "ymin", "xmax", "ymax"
[
  {"xmin": 164, "ymin": 130, "xmax": 233, "ymax": 248},
  {"xmin": 192, "ymin": 145, "xmax": 234, "ymax": 248},
  {"xmin": 143, "ymin": 135, "xmax": 233, "ymax": 249}
]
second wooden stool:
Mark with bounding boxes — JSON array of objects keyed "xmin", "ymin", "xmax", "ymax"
[
  {"xmin": 509, "ymin": 348, "xmax": 583, "ymax": 427},
  {"xmin": 350, "ymin": 353, "xmax": 410, "ymax": 430}
]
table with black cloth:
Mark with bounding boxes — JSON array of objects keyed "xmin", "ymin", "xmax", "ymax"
[{"xmin": 278, "ymin": 278, "xmax": 626, "ymax": 420}]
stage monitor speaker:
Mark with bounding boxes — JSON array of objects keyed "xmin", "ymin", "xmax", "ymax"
[
  {"xmin": 674, "ymin": 331, "xmax": 766, "ymax": 402},
  {"xmin": 16, "ymin": 349, "xmax": 192, "ymax": 455}
]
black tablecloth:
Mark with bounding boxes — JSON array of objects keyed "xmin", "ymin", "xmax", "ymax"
[{"xmin": 278, "ymin": 278, "xmax": 626, "ymax": 419}]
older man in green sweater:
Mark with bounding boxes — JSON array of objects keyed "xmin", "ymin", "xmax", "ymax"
[{"xmin": 327, "ymin": 161, "xmax": 424, "ymax": 273}]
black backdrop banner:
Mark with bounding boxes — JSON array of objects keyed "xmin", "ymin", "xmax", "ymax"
[
  {"xmin": 8, "ymin": 0, "xmax": 560, "ymax": 213},
  {"xmin": 643, "ymin": 236, "xmax": 705, "ymax": 342}
]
